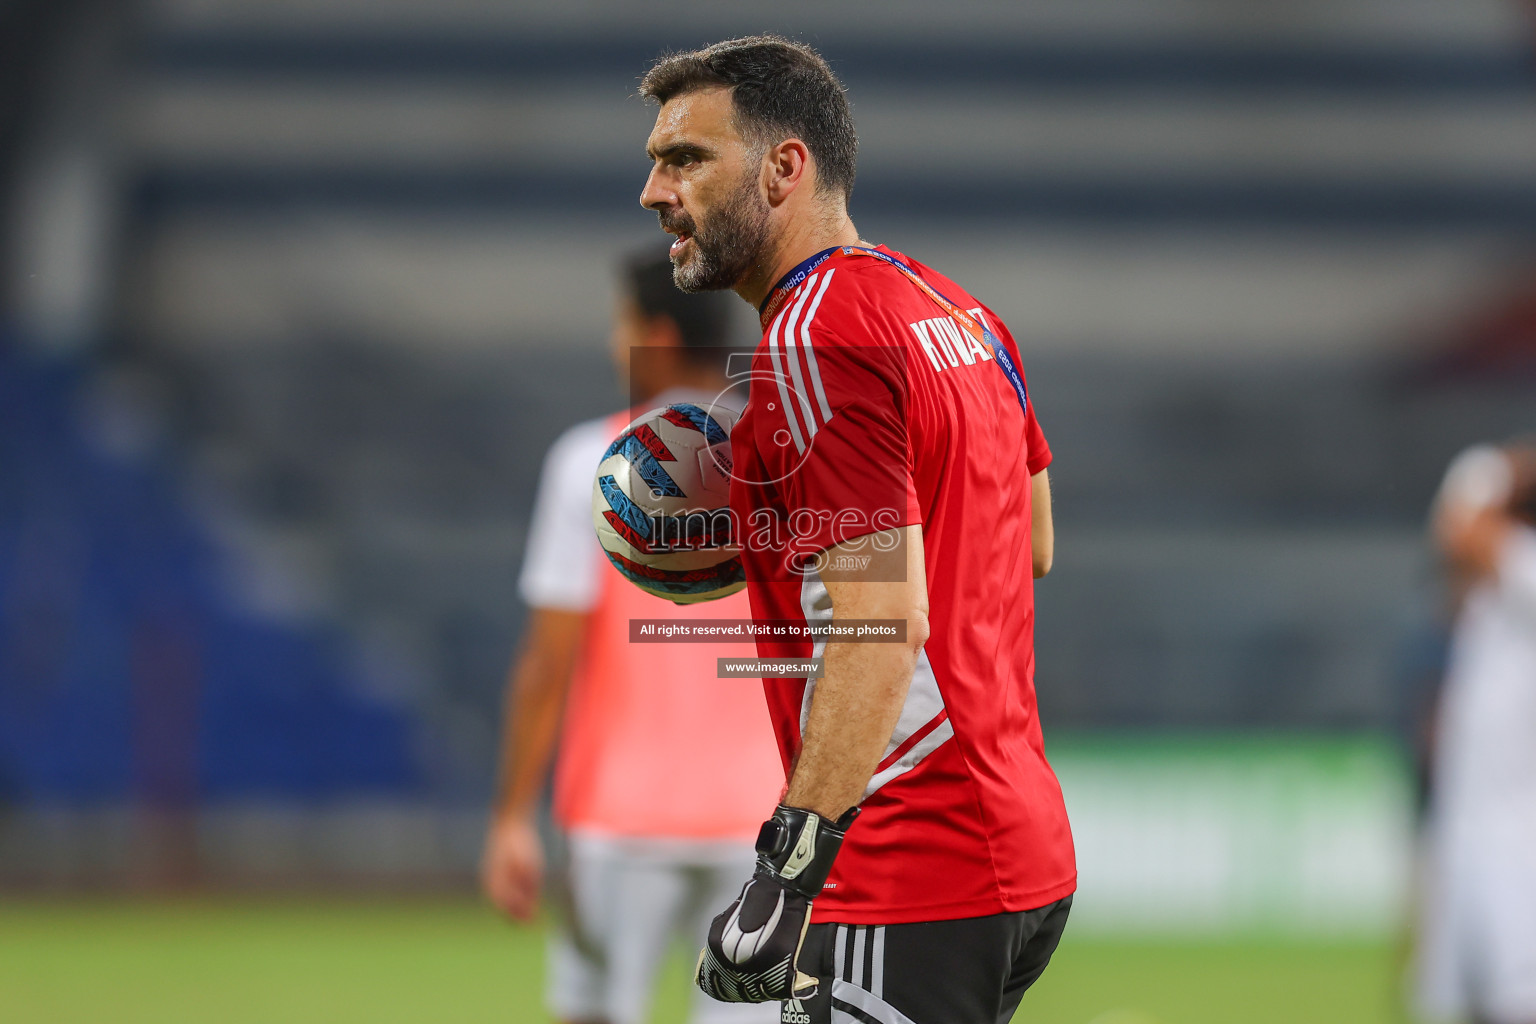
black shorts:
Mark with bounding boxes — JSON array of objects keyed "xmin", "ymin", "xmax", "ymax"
[{"xmin": 781, "ymin": 896, "xmax": 1072, "ymax": 1024}]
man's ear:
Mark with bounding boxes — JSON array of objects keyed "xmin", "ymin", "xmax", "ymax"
[{"xmin": 764, "ymin": 138, "xmax": 813, "ymax": 205}]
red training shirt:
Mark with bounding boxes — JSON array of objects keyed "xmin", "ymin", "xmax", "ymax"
[{"xmin": 729, "ymin": 245, "xmax": 1076, "ymax": 925}]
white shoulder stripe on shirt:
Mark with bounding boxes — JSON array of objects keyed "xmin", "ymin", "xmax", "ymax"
[
  {"xmin": 780, "ymin": 273, "xmax": 823, "ymax": 444},
  {"xmin": 766, "ymin": 305, "xmax": 808, "ymax": 454},
  {"xmin": 765, "ymin": 270, "xmax": 841, "ymax": 455},
  {"xmin": 799, "ymin": 268, "xmax": 837, "ymax": 424}
]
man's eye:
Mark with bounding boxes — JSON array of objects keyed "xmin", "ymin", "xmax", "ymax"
[{"xmin": 675, "ymin": 153, "xmax": 697, "ymax": 167}]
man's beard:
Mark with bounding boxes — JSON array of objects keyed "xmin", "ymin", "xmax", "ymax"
[{"xmin": 664, "ymin": 172, "xmax": 771, "ymax": 293}]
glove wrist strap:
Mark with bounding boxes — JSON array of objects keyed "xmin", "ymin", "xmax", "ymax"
[{"xmin": 754, "ymin": 803, "xmax": 859, "ymax": 900}]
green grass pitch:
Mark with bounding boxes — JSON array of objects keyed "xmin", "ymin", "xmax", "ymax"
[{"xmin": 0, "ymin": 900, "xmax": 1402, "ymax": 1023}]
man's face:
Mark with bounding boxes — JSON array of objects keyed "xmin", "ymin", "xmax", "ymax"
[{"xmin": 641, "ymin": 87, "xmax": 771, "ymax": 293}]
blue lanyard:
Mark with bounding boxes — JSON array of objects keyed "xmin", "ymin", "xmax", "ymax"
[{"xmin": 758, "ymin": 246, "xmax": 841, "ymax": 326}]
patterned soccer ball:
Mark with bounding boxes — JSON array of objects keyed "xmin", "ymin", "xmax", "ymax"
[{"xmin": 591, "ymin": 402, "xmax": 745, "ymax": 604}]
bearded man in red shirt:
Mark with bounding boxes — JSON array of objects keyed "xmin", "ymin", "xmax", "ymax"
[{"xmin": 638, "ymin": 35, "xmax": 1076, "ymax": 1024}]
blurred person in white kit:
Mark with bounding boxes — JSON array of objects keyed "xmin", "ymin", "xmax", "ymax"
[
  {"xmin": 482, "ymin": 251, "xmax": 784, "ymax": 1024},
  {"xmin": 1417, "ymin": 439, "xmax": 1536, "ymax": 1024}
]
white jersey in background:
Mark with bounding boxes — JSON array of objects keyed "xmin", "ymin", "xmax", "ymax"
[{"xmin": 1418, "ymin": 445, "xmax": 1536, "ymax": 1024}]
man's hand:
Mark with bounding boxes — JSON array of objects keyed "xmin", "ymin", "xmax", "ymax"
[
  {"xmin": 697, "ymin": 873, "xmax": 816, "ymax": 1002},
  {"xmin": 481, "ymin": 812, "xmax": 544, "ymax": 921},
  {"xmin": 696, "ymin": 804, "xmax": 857, "ymax": 1003},
  {"xmin": 1435, "ymin": 446, "xmax": 1531, "ymax": 578}
]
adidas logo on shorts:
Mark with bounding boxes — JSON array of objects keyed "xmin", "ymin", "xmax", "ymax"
[{"xmin": 781, "ymin": 998, "xmax": 812, "ymax": 1024}]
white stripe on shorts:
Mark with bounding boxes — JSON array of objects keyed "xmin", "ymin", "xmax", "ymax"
[
  {"xmin": 831, "ymin": 979, "xmax": 918, "ymax": 1024},
  {"xmin": 871, "ymin": 926, "xmax": 885, "ymax": 998}
]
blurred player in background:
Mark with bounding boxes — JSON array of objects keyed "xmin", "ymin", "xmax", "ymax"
[
  {"xmin": 1417, "ymin": 439, "xmax": 1536, "ymax": 1024},
  {"xmin": 639, "ymin": 36, "xmax": 1074, "ymax": 1024},
  {"xmin": 482, "ymin": 251, "xmax": 785, "ymax": 1024}
]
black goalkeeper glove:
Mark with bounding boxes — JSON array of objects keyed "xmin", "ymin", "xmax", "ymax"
[{"xmin": 695, "ymin": 803, "xmax": 859, "ymax": 1004}]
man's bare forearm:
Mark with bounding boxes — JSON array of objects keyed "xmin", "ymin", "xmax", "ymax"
[
  {"xmin": 783, "ymin": 526, "xmax": 930, "ymax": 819},
  {"xmin": 492, "ymin": 608, "xmax": 585, "ymax": 819},
  {"xmin": 1031, "ymin": 469, "xmax": 1053, "ymax": 578},
  {"xmin": 784, "ymin": 637, "xmax": 921, "ymax": 818}
]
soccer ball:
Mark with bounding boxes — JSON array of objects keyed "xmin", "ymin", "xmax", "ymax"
[{"xmin": 591, "ymin": 402, "xmax": 746, "ymax": 604}]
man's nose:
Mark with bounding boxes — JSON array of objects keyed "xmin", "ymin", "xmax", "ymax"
[{"xmin": 640, "ymin": 167, "xmax": 675, "ymax": 211}]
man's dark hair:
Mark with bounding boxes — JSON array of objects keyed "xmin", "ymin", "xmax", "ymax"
[
  {"xmin": 640, "ymin": 35, "xmax": 857, "ymax": 201},
  {"xmin": 622, "ymin": 249, "xmax": 735, "ymax": 352}
]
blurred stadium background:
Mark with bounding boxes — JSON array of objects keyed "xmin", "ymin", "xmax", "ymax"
[{"xmin": 3, "ymin": 0, "xmax": 1536, "ymax": 1020}]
